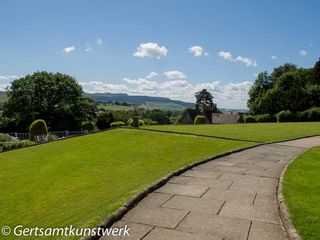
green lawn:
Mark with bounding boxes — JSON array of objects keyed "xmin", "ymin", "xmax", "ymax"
[
  {"xmin": 0, "ymin": 128, "xmax": 254, "ymax": 239},
  {"xmin": 144, "ymin": 122, "xmax": 320, "ymax": 142},
  {"xmin": 283, "ymin": 147, "xmax": 320, "ymax": 240}
]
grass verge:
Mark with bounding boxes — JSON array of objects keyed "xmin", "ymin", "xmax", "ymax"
[{"xmin": 283, "ymin": 147, "xmax": 320, "ymax": 240}]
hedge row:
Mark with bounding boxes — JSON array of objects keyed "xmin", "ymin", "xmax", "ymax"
[{"xmin": 245, "ymin": 107, "xmax": 320, "ymax": 123}]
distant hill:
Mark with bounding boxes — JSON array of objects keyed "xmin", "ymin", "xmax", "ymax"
[{"xmin": 85, "ymin": 92, "xmax": 194, "ymax": 111}]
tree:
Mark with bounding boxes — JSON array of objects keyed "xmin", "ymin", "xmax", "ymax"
[
  {"xmin": 270, "ymin": 63, "xmax": 297, "ymax": 83},
  {"xmin": 2, "ymin": 71, "xmax": 97, "ymax": 131},
  {"xmin": 96, "ymin": 112, "xmax": 114, "ymax": 130},
  {"xmin": 313, "ymin": 58, "xmax": 320, "ymax": 84},
  {"xmin": 195, "ymin": 89, "xmax": 218, "ymax": 123}
]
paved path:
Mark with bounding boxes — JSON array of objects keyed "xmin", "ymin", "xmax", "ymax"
[{"xmin": 103, "ymin": 136, "xmax": 320, "ymax": 240}]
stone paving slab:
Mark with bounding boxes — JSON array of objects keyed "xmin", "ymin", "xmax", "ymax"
[
  {"xmin": 202, "ymin": 188, "xmax": 256, "ymax": 204},
  {"xmin": 219, "ymin": 202, "xmax": 280, "ymax": 224},
  {"xmin": 176, "ymin": 212, "xmax": 251, "ymax": 240},
  {"xmin": 248, "ymin": 221, "xmax": 288, "ymax": 240},
  {"xmin": 123, "ymin": 205, "xmax": 188, "ymax": 228},
  {"xmin": 143, "ymin": 227, "xmax": 221, "ymax": 240},
  {"xmin": 101, "ymin": 137, "xmax": 320, "ymax": 240},
  {"xmin": 101, "ymin": 221, "xmax": 153, "ymax": 240},
  {"xmin": 155, "ymin": 183, "xmax": 208, "ymax": 197},
  {"xmin": 162, "ymin": 195, "xmax": 224, "ymax": 214}
]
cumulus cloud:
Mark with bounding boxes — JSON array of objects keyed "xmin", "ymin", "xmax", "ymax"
[
  {"xmin": 63, "ymin": 46, "xmax": 75, "ymax": 53},
  {"xmin": 145, "ymin": 72, "xmax": 158, "ymax": 79},
  {"xmin": 163, "ymin": 70, "xmax": 186, "ymax": 79},
  {"xmin": 189, "ymin": 45, "xmax": 208, "ymax": 57},
  {"xmin": 218, "ymin": 51, "xmax": 257, "ymax": 67},
  {"xmin": 271, "ymin": 55, "xmax": 277, "ymax": 59},
  {"xmin": 80, "ymin": 77, "xmax": 252, "ymax": 109},
  {"xmin": 85, "ymin": 44, "xmax": 92, "ymax": 52},
  {"xmin": 299, "ymin": 49, "xmax": 307, "ymax": 56},
  {"xmin": 0, "ymin": 75, "xmax": 19, "ymax": 80},
  {"xmin": 96, "ymin": 38, "xmax": 104, "ymax": 45},
  {"xmin": 133, "ymin": 42, "xmax": 168, "ymax": 59},
  {"xmin": 0, "ymin": 83, "xmax": 10, "ymax": 91}
]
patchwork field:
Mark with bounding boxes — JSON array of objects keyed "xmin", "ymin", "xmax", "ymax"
[
  {"xmin": 145, "ymin": 122, "xmax": 320, "ymax": 142},
  {"xmin": 283, "ymin": 147, "xmax": 320, "ymax": 240}
]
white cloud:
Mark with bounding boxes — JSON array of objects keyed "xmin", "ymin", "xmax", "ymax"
[
  {"xmin": 189, "ymin": 45, "xmax": 208, "ymax": 57},
  {"xmin": 63, "ymin": 46, "xmax": 75, "ymax": 53},
  {"xmin": 271, "ymin": 55, "xmax": 277, "ymax": 59},
  {"xmin": 80, "ymin": 77, "xmax": 252, "ymax": 109},
  {"xmin": 0, "ymin": 75, "xmax": 19, "ymax": 80},
  {"xmin": 0, "ymin": 83, "xmax": 10, "ymax": 91},
  {"xmin": 133, "ymin": 42, "xmax": 168, "ymax": 59},
  {"xmin": 299, "ymin": 49, "xmax": 307, "ymax": 56},
  {"xmin": 96, "ymin": 38, "xmax": 104, "ymax": 45},
  {"xmin": 145, "ymin": 72, "xmax": 158, "ymax": 79},
  {"xmin": 218, "ymin": 51, "xmax": 257, "ymax": 67},
  {"xmin": 85, "ymin": 44, "xmax": 92, "ymax": 52},
  {"xmin": 163, "ymin": 70, "xmax": 186, "ymax": 79}
]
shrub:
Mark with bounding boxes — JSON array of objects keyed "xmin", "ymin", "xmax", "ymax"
[
  {"xmin": 81, "ymin": 122, "xmax": 95, "ymax": 131},
  {"xmin": 128, "ymin": 118, "xmax": 144, "ymax": 127},
  {"xmin": 276, "ymin": 110, "xmax": 295, "ymax": 122},
  {"xmin": 96, "ymin": 112, "xmax": 114, "ymax": 130},
  {"xmin": 255, "ymin": 114, "xmax": 276, "ymax": 123},
  {"xmin": 110, "ymin": 121, "xmax": 125, "ymax": 127},
  {"xmin": 194, "ymin": 115, "xmax": 207, "ymax": 124},
  {"xmin": 297, "ymin": 110, "xmax": 310, "ymax": 122},
  {"xmin": 29, "ymin": 119, "xmax": 48, "ymax": 141},
  {"xmin": 0, "ymin": 134, "xmax": 13, "ymax": 142},
  {"xmin": 244, "ymin": 115, "xmax": 257, "ymax": 123},
  {"xmin": 308, "ymin": 107, "xmax": 320, "ymax": 121},
  {"xmin": 47, "ymin": 134, "xmax": 58, "ymax": 142},
  {"xmin": 2, "ymin": 140, "xmax": 35, "ymax": 152},
  {"xmin": 143, "ymin": 119, "xmax": 158, "ymax": 126}
]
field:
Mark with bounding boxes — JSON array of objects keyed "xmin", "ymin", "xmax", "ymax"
[
  {"xmin": 0, "ymin": 128, "xmax": 254, "ymax": 238},
  {"xmin": 283, "ymin": 147, "xmax": 320, "ymax": 240},
  {"xmin": 144, "ymin": 122, "xmax": 320, "ymax": 142}
]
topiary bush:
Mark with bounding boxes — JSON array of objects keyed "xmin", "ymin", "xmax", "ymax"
[
  {"xmin": 308, "ymin": 107, "xmax": 320, "ymax": 121},
  {"xmin": 110, "ymin": 121, "xmax": 126, "ymax": 127},
  {"xmin": 297, "ymin": 110, "xmax": 310, "ymax": 122},
  {"xmin": 96, "ymin": 112, "xmax": 114, "ymax": 130},
  {"xmin": 127, "ymin": 118, "xmax": 144, "ymax": 127},
  {"xmin": 81, "ymin": 121, "xmax": 95, "ymax": 131},
  {"xmin": 29, "ymin": 119, "xmax": 48, "ymax": 142},
  {"xmin": 194, "ymin": 115, "xmax": 207, "ymax": 124},
  {"xmin": 255, "ymin": 114, "xmax": 276, "ymax": 123},
  {"xmin": 276, "ymin": 110, "xmax": 295, "ymax": 122},
  {"xmin": 244, "ymin": 115, "xmax": 257, "ymax": 123}
]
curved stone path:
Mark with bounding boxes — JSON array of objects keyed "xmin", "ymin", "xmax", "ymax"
[{"xmin": 103, "ymin": 136, "xmax": 320, "ymax": 240}]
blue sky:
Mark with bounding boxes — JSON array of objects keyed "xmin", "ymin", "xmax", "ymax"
[{"xmin": 0, "ymin": 0, "xmax": 319, "ymax": 108}]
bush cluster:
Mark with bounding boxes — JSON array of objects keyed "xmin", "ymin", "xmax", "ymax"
[
  {"xmin": 110, "ymin": 121, "xmax": 126, "ymax": 127},
  {"xmin": 255, "ymin": 114, "xmax": 276, "ymax": 123},
  {"xmin": 29, "ymin": 119, "xmax": 48, "ymax": 141},
  {"xmin": 81, "ymin": 122, "xmax": 95, "ymax": 131},
  {"xmin": 128, "ymin": 118, "xmax": 144, "ymax": 127},
  {"xmin": 194, "ymin": 115, "xmax": 207, "ymax": 124},
  {"xmin": 1, "ymin": 140, "xmax": 35, "ymax": 152},
  {"xmin": 244, "ymin": 115, "xmax": 256, "ymax": 123},
  {"xmin": 96, "ymin": 112, "xmax": 114, "ymax": 130},
  {"xmin": 276, "ymin": 110, "xmax": 295, "ymax": 122}
]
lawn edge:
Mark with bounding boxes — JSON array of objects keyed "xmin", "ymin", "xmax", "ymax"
[
  {"xmin": 277, "ymin": 150, "xmax": 306, "ymax": 240},
  {"xmin": 85, "ymin": 134, "xmax": 319, "ymax": 240}
]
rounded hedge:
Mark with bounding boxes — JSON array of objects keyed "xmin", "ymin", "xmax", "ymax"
[
  {"xmin": 276, "ymin": 110, "xmax": 295, "ymax": 122},
  {"xmin": 29, "ymin": 119, "xmax": 48, "ymax": 141},
  {"xmin": 194, "ymin": 115, "xmax": 207, "ymax": 124},
  {"xmin": 244, "ymin": 115, "xmax": 256, "ymax": 123},
  {"xmin": 81, "ymin": 122, "xmax": 95, "ymax": 131},
  {"xmin": 110, "ymin": 121, "xmax": 126, "ymax": 127},
  {"xmin": 308, "ymin": 107, "xmax": 320, "ymax": 121},
  {"xmin": 255, "ymin": 114, "xmax": 276, "ymax": 123}
]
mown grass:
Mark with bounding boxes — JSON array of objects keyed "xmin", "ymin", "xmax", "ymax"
[
  {"xmin": 283, "ymin": 147, "xmax": 320, "ymax": 240},
  {"xmin": 144, "ymin": 122, "xmax": 320, "ymax": 142},
  {"xmin": 0, "ymin": 128, "xmax": 254, "ymax": 239}
]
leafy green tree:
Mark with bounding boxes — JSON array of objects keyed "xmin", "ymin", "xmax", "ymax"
[
  {"xmin": 3, "ymin": 71, "xmax": 96, "ymax": 131},
  {"xmin": 270, "ymin": 63, "xmax": 297, "ymax": 83},
  {"xmin": 195, "ymin": 89, "xmax": 218, "ymax": 123}
]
